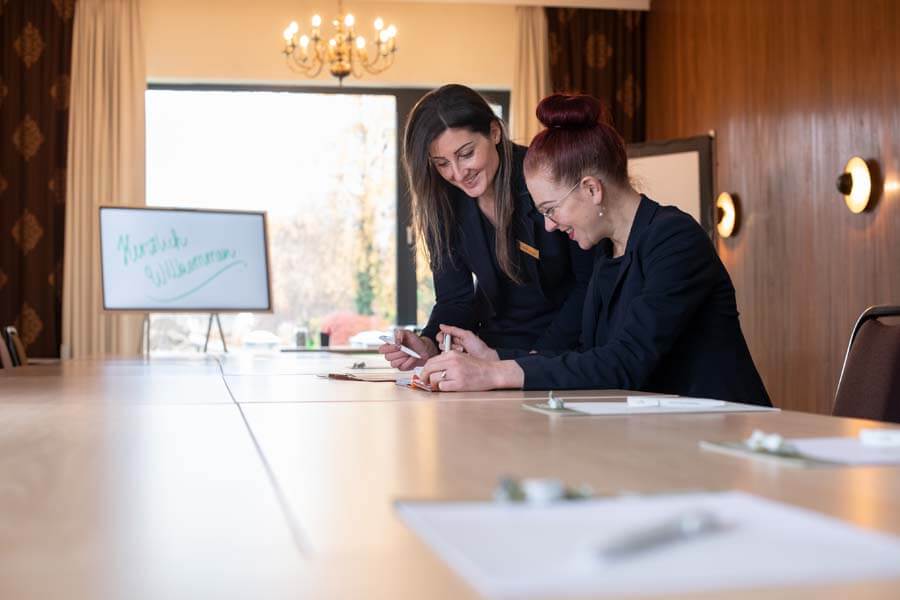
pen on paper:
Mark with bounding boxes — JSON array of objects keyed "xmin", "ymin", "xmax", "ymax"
[{"xmin": 597, "ymin": 509, "xmax": 726, "ymax": 561}]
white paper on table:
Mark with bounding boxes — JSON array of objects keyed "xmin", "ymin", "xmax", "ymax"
[
  {"xmin": 563, "ymin": 398, "xmax": 778, "ymax": 416},
  {"xmin": 791, "ymin": 437, "xmax": 900, "ymax": 466},
  {"xmin": 396, "ymin": 491, "xmax": 900, "ymax": 599}
]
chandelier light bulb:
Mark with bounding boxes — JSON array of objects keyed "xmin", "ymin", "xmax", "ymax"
[
  {"xmin": 344, "ymin": 14, "xmax": 355, "ymax": 27},
  {"xmin": 289, "ymin": 21, "xmax": 299, "ymax": 33},
  {"xmin": 311, "ymin": 14, "xmax": 322, "ymax": 27},
  {"xmin": 329, "ymin": 38, "xmax": 337, "ymax": 47},
  {"xmin": 283, "ymin": 26, "xmax": 293, "ymax": 41},
  {"xmin": 299, "ymin": 35, "xmax": 310, "ymax": 48},
  {"xmin": 356, "ymin": 36, "xmax": 366, "ymax": 49},
  {"xmin": 374, "ymin": 17, "xmax": 384, "ymax": 31},
  {"xmin": 386, "ymin": 24, "xmax": 397, "ymax": 38},
  {"xmin": 379, "ymin": 30, "xmax": 389, "ymax": 43}
]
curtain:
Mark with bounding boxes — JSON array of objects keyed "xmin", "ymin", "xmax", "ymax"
[
  {"xmin": 0, "ymin": 1, "xmax": 74, "ymax": 358},
  {"xmin": 511, "ymin": 7, "xmax": 551, "ymax": 146},
  {"xmin": 545, "ymin": 8, "xmax": 646, "ymax": 143},
  {"xmin": 61, "ymin": 0, "xmax": 145, "ymax": 358}
]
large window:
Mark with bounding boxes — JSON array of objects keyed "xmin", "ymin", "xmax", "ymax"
[
  {"xmin": 146, "ymin": 88, "xmax": 396, "ymax": 350},
  {"xmin": 145, "ymin": 85, "xmax": 508, "ymax": 352}
]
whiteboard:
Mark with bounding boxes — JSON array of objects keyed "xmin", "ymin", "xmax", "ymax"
[
  {"xmin": 626, "ymin": 135, "xmax": 715, "ymax": 238},
  {"xmin": 100, "ymin": 207, "xmax": 271, "ymax": 311},
  {"xmin": 629, "ymin": 151, "xmax": 701, "ymax": 223}
]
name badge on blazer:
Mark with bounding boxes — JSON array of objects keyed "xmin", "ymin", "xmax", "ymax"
[{"xmin": 517, "ymin": 240, "xmax": 540, "ymax": 260}]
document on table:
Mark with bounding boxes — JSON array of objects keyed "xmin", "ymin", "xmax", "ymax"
[
  {"xmin": 318, "ymin": 369, "xmax": 400, "ymax": 382},
  {"xmin": 702, "ymin": 435, "xmax": 900, "ymax": 467},
  {"xmin": 523, "ymin": 397, "xmax": 779, "ymax": 417},
  {"xmin": 396, "ymin": 491, "xmax": 900, "ymax": 599}
]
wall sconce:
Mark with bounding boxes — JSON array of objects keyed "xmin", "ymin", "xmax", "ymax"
[
  {"xmin": 716, "ymin": 192, "xmax": 738, "ymax": 238},
  {"xmin": 836, "ymin": 156, "xmax": 871, "ymax": 214}
]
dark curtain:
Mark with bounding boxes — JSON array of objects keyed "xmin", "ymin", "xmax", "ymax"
[
  {"xmin": 545, "ymin": 8, "xmax": 646, "ymax": 143},
  {"xmin": 0, "ymin": 0, "xmax": 73, "ymax": 357}
]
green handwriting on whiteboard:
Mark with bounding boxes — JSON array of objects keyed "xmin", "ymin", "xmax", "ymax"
[
  {"xmin": 117, "ymin": 230, "xmax": 188, "ymax": 266},
  {"xmin": 146, "ymin": 259, "xmax": 247, "ymax": 303},
  {"xmin": 144, "ymin": 248, "xmax": 240, "ymax": 289},
  {"xmin": 115, "ymin": 227, "xmax": 249, "ymax": 303}
]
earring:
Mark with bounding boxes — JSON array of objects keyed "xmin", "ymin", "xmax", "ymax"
[{"xmin": 598, "ymin": 209, "xmax": 604, "ymax": 217}]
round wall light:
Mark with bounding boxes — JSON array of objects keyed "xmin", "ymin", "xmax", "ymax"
[
  {"xmin": 716, "ymin": 192, "xmax": 738, "ymax": 238},
  {"xmin": 836, "ymin": 156, "xmax": 871, "ymax": 214}
]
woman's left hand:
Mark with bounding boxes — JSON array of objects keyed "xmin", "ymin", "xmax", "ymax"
[{"xmin": 419, "ymin": 352, "xmax": 524, "ymax": 392}]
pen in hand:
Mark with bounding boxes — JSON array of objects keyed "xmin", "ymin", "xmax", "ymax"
[
  {"xmin": 378, "ymin": 334, "xmax": 422, "ymax": 360},
  {"xmin": 441, "ymin": 331, "xmax": 452, "ymax": 353}
]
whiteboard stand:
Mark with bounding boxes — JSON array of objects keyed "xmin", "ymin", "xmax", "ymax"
[
  {"xmin": 203, "ymin": 313, "xmax": 228, "ymax": 353},
  {"xmin": 140, "ymin": 313, "xmax": 151, "ymax": 359}
]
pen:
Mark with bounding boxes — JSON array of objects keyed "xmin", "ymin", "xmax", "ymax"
[
  {"xmin": 379, "ymin": 334, "xmax": 422, "ymax": 360},
  {"xmin": 597, "ymin": 509, "xmax": 724, "ymax": 561},
  {"xmin": 442, "ymin": 332, "xmax": 452, "ymax": 353}
]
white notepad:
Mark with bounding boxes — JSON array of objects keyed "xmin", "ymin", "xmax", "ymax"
[
  {"xmin": 396, "ymin": 491, "xmax": 900, "ymax": 598},
  {"xmin": 524, "ymin": 397, "xmax": 778, "ymax": 417},
  {"xmin": 792, "ymin": 437, "xmax": 900, "ymax": 465},
  {"xmin": 702, "ymin": 435, "xmax": 900, "ymax": 467}
]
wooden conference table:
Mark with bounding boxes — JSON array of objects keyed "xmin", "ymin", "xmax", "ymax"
[{"xmin": 1, "ymin": 352, "xmax": 899, "ymax": 599}]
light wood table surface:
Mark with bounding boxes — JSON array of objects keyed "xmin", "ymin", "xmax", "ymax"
[{"xmin": 1, "ymin": 355, "xmax": 899, "ymax": 599}]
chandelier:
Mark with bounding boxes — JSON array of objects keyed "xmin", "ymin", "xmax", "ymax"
[{"xmin": 281, "ymin": 0, "xmax": 398, "ymax": 85}]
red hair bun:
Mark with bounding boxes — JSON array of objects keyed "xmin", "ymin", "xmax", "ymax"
[{"xmin": 536, "ymin": 94, "xmax": 609, "ymax": 130}]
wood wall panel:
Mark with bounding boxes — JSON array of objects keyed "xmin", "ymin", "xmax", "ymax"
[{"xmin": 647, "ymin": 0, "xmax": 900, "ymax": 414}]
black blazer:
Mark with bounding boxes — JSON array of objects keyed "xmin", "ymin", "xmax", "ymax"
[
  {"xmin": 421, "ymin": 145, "xmax": 594, "ymax": 351},
  {"xmin": 512, "ymin": 196, "xmax": 771, "ymax": 406}
]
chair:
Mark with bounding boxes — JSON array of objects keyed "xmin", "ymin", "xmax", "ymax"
[
  {"xmin": 3, "ymin": 326, "xmax": 29, "ymax": 367},
  {"xmin": 833, "ymin": 306, "xmax": 900, "ymax": 423},
  {"xmin": 0, "ymin": 329, "xmax": 13, "ymax": 368}
]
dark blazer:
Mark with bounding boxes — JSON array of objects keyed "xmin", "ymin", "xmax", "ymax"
[
  {"xmin": 421, "ymin": 145, "xmax": 594, "ymax": 351},
  {"xmin": 512, "ymin": 196, "xmax": 771, "ymax": 406}
]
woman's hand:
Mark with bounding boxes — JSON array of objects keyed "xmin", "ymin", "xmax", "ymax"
[
  {"xmin": 378, "ymin": 330, "xmax": 438, "ymax": 371},
  {"xmin": 436, "ymin": 324, "xmax": 499, "ymax": 361},
  {"xmin": 419, "ymin": 351, "xmax": 524, "ymax": 392}
]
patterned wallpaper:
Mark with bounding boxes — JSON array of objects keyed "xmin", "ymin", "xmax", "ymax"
[
  {"xmin": 0, "ymin": 0, "xmax": 74, "ymax": 357},
  {"xmin": 545, "ymin": 8, "xmax": 646, "ymax": 143}
]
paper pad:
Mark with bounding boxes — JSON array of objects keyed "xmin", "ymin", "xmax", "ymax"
[
  {"xmin": 524, "ymin": 398, "xmax": 778, "ymax": 417},
  {"xmin": 702, "ymin": 436, "xmax": 900, "ymax": 467},
  {"xmin": 396, "ymin": 491, "xmax": 900, "ymax": 598}
]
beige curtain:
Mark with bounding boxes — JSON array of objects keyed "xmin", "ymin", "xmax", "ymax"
[
  {"xmin": 62, "ymin": 0, "xmax": 146, "ymax": 358},
  {"xmin": 511, "ymin": 7, "xmax": 551, "ymax": 146}
]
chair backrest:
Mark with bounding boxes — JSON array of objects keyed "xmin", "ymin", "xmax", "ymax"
[
  {"xmin": 4, "ymin": 326, "xmax": 28, "ymax": 367},
  {"xmin": 833, "ymin": 306, "xmax": 900, "ymax": 423},
  {"xmin": 0, "ymin": 329, "xmax": 14, "ymax": 368}
]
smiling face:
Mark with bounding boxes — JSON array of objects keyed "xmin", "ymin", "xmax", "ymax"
[
  {"xmin": 428, "ymin": 123, "xmax": 501, "ymax": 199},
  {"xmin": 526, "ymin": 170, "xmax": 606, "ymax": 251}
]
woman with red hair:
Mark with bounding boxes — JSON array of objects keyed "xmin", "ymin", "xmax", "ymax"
[{"xmin": 420, "ymin": 93, "xmax": 770, "ymax": 406}]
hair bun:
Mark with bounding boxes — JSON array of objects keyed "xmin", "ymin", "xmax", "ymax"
[{"xmin": 535, "ymin": 94, "xmax": 607, "ymax": 130}]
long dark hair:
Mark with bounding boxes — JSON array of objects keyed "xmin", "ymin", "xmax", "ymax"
[{"xmin": 403, "ymin": 84, "xmax": 518, "ymax": 281}]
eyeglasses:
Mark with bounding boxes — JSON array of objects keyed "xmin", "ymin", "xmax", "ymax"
[{"xmin": 537, "ymin": 180, "xmax": 581, "ymax": 223}]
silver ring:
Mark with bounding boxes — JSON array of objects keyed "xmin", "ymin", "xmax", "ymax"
[{"xmin": 438, "ymin": 370, "xmax": 447, "ymax": 380}]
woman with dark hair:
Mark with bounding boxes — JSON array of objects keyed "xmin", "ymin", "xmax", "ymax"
[
  {"xmin": 379, "ymin": 84, "xmax": 594, "ymax": 369},
  {"xmin": 419, "ymin": 93, "xmax": 770, "ymax": 406}
]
